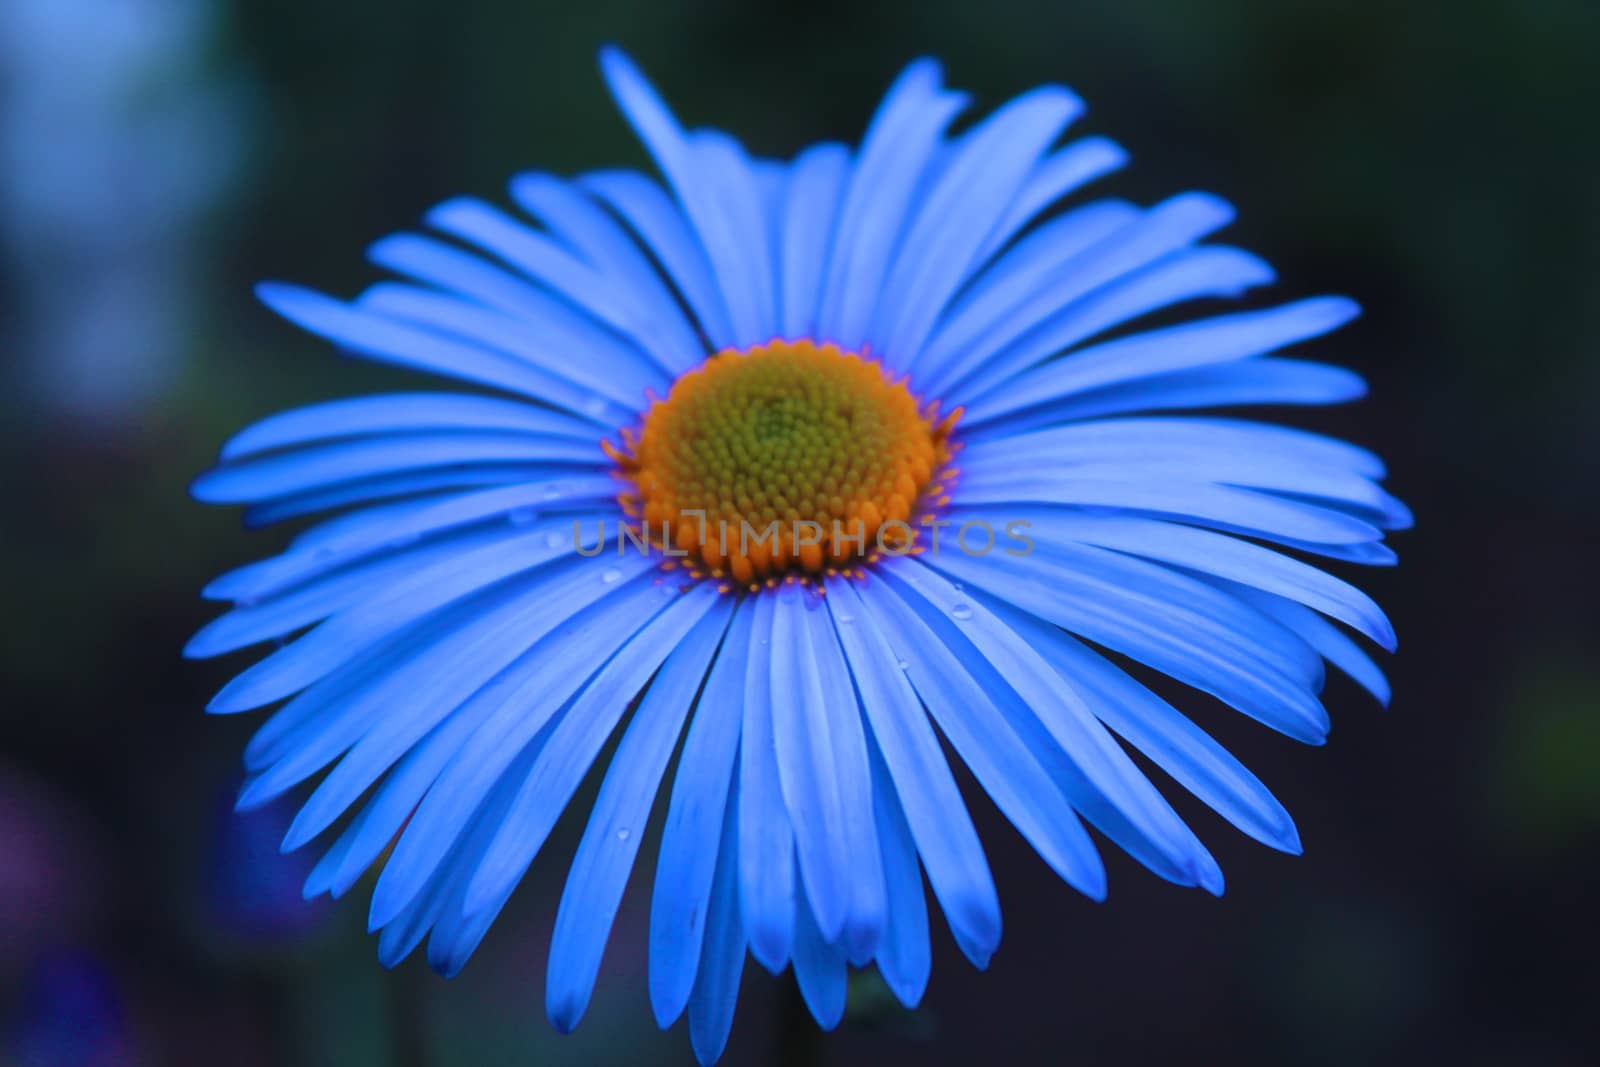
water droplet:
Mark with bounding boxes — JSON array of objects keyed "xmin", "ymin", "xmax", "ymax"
[
  {"xmin": 540, "ymin": 485, "xmax": 564, "ymax": 502},
  {"xmin": 600, "ymin": 567, "xmax": 623, "ymax": 585},
  {"xmin": 582, "ymin": 396, "xmax": 608, "ymax": 416},
  {"xmin": 896, "ymin": 658, "xmax": 910, "ymax": 671},
  {"xmin": 950, "ymin": 602, "xmax": 973, "ymax": 621},
  {"xmin": 951, "ymin": 582, "xmax": 964, "ymax": 593},
  {"xmin": 544, "ymin": 531, "xmax": 564, "ymax": 549},
  {"xmin": 615, "ymin": 827, "xmax": 631, "ymax": 842},
  {"xmin": 836, "ymin": 613, "xmax": 855, "ymax": 624},
  {"xmin": 508, "ymin": 507, "xmax": 538, "ymax": 527}
]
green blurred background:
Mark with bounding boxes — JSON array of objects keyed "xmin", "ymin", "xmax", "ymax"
[{"xmin": 1, "ymin": 0, "xmax": 1596, "ymax": 1064}]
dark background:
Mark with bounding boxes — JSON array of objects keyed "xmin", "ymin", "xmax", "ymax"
[{"xmin": 2, "ymin": 1, "xmax": 1596, "ymax": 1064}]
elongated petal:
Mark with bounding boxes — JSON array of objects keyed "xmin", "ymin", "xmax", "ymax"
[
  {"xmin": 766, "ymin": 585, "xmax": 852, "ymax": 943},
  {"xmin": 849, "ymin": 576, "xmax": 1107, "ymax": 914},
  {"xmin": 466, "ymin": 582, "xmax": 724, "ymax": 915},
  {"xmin": 545, "ymin": 597, "xmax": 735, "ymax": 1032},
  {"xmin": 219, "ymin": 393, "xmax": 593, "ymax": 461},
  {"xmin": 824, "ymin": 577, "xmax": 1000, "ymax": 965},
  {"xmin": 877, "ymin": 85, "xmax": 1083, "ymax": 369},
  {"xmin": 738, "ymin": 593, "xmax": 796, "ymax": 972},
  {"xmin": 779, "ymin": 143, "xmax": 851, "ymax": 341},
  {"xmin": 686, "ymin": 785, "xmax": 745, "ymax": 1066},
  {"xmin": 649, "ymin": 602, "xmax": 754, "ymax": 1027},
  {"xmin": 580, "ymin": 168, "xmax": 735, "ymax": 347},
  {"xmin": 964, "ymin": 297, "xmax": 1360, "ymax": 427}
]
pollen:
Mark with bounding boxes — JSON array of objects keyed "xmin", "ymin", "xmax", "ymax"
[{"xmin": 607, "ymin": 340, "xmax": 959, "ymax": 587}]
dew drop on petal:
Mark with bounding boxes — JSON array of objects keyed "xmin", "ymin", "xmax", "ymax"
[
  {"xmin": 544, "ymin": 531, "xmax": 564, "ymax": 549},
  {"xmin": 508, "ymin": 507, "xmax": 538, "ymax": 526},
  {"xmin": 836, "ymin": 613, "xmax": 854, "ymax": 624},
  {"xmin": 582, "ymin": 396, "xmax": 608, "ymax": 416},
  {"xmin": 616, "ymin": 827, "xmax": 631, "ymax": 842},
  {"xmin": 897, "ymin": 658, "xmax": 910, "ymax": 671},
  {"xmin": 600, "ymin": 567, "xmax": 623, "ymax": 585},
  {"xmin": 950, "ymin": 602, "xmax": 973, "ymax": 621}
]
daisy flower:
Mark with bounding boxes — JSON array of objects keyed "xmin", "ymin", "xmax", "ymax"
[{"xmin": 190, "ymin": 47, "xmax": 1407, "ymax": 1063}]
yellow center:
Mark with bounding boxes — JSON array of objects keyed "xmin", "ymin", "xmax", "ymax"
[{"xmin": 607, "ymin": 340, "xmax": 959, "ymax": 588}]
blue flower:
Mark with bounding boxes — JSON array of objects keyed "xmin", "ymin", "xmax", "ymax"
[{"xmin": 190, "ymin": 48, "xmax": 1407, "ymax": 1064}]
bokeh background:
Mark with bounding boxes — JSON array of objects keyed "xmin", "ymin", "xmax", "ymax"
[{"xmin": 2, "ymin": 0, "xmax": 1596, "ymax": 1064}]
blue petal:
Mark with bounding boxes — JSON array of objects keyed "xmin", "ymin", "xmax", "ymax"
[
  {"xmin": 738, "ymin": 592, "xmax": 797, "ymax": 973},
  {"xmin": 303, "ymin": 679, "xmax": 518, "ymax": 900},
  {"xmin": 965, "ymin": 445, "xmax": 1403, "ymax": 531},
  {"xmin": 778, "ymin": 143, "xmax": 852, "ymax": 341},
  {"xmin": 823, "ymin": 576, "xmax": 1000, "ymax": 965},
  {"xmin": 791, "ymin": 878, "xmax": 849, "ymax": 1031},
  {"xmin": 953, "ymin": 245, "xmax": 1277, "ymax": 401},
  {"xmin": 964, "ymin": 415, "xmax": 1386, "ymax": 479},
  {"xmin": 189, "ymin": 523, "xmax": 532, "ymax": 659},
  {"xmin": 1224, "ymin": 583, "xmax": 1392, "ymax": 706},
  {"xmin": 799, "ymin": 596, "xmax": 885, "ymax": 963},
  {"xmin": 951, "ymin": 476, "xmax": 1381, "ymax": 547},
  {"xmin": 275, "ymin": 558, "xmax": 670, "ymax": 848},
  {"xmin": 975, "ymin": 136, "xmax": 1129, "ymax": 264},
  {"xmin": 1000, "ymin": 608, "xmax": 1302, "ymax": 853},
  {"xmin": 241, "ymin": 550, "xmax": 650, "ymax": 809},
  {"xmin": 913, "ymin": 199, "xmax": 1138, "ymax": 392},
  {"xmin": 195, "ymin": 485, "xmax": 613, "ymax": 614},
  {"xmin": 766, "ymin": 585, "xmax": 853, "ymax": 944},
  {"xmin": 650, "ymin": 602, "xmax": 754, "ymax": 1027},
  {"xmin": 847, "ymin": 576, "xmax": 1107, "ymax": 914},
  {"xmin": 599, "ymin": 48, "xmax": 771, "ymax": 345},
  {"xmin": 218, "ymin": 392, "xmax": 593, "ymax": 461},
  {"xmin": 954, "ymin": 509, "xmax": 1394, "ymax": 649},
  {"xmin": 509, "ymin": 171, "xmax": 704, "ymax": 373},
  {"xmin": 465, "ymin": 582, "xmax": 724, "ymax": 915},
  {"xmin": 866, "ymin": 738, "xmax": 932, "ymax": 1008},
  {"xmin": 922, "ymin": 192, "xmax": 1235, "ymax": 397},
  {"xmin": 256, "ymin": 282, "xmax": 633, "ymax": 415},
  {"xmin": 240, "ymin": 465, "xmax": 564, "ymax": 528},
  {"xmin": 191, "ymin": 433, "xmax": 603, "ymax": 505},
  {"xmin": 545, "ymin": 596, "xmax": 735, "ymax": 1032},
  {"xmin": 687, "ymin": 131, "xmax": 778, "ymax": 343},
  {"xmin": 686, "ymin": 779, "xmax": 745, "ymax": 1066},
  {"xmin": 816, "ymin": 61, "xmax": 966, "ymax": 350},
  {"xmin": 963, "ymin": 296, "xmax": 1361, "ymax": 427},
  {"xmin": 407, "ymin": 740, "xmax": 553, "ymax": 973},
  {"xmin": 363, "ymin": 236, "xmax": 662, "ymax": 418},
  {"xmin": 423, "ymin": 196, "xmax": 691, "ymax": 371},
  {"xmin": 356, "ymin": 280, "xmax": 663, "ymax": 409},
  {"xmin": 372, "ymin": 736, "xmax": 542, "ymax": 967},
  {"xmin": 925, "ymin": 544, "xmax": 1330, "ymax": 743},
  {"xmin": 365, "ymin": 567, "xmax": 667, "ymax": 928},
  {"xmin": 885, "ymin": 563, "xmax": 1224, "ymax": 893},
  {"xmin": 234, "ymin": 564, "xmax": 551, "ymax": 774},
  {"xmin": 969, "ymin": 357, "xmax": 1369, "ymax": 438},
  {"xmin": 208, "ymin": 530, "xmax": 614, "ymax": 714},
  {"xmin": 876, "ymin": 85, "xmax": 1083, "ymax": 370},
  {"xmin": 580, "ymin": 168, "xmax": 735, "ymax": 348}
]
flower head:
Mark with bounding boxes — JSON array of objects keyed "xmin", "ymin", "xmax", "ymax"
[{"xmin": 190, "ymin": 47, "xmax": 1407, "ymax": 1064}]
